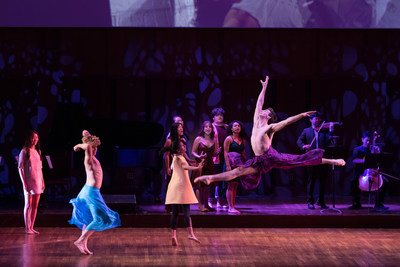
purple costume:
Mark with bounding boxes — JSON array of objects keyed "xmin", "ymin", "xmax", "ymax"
[{"xmin": 228, "ymin": 147, "xmax": 324, "ymax": 190}]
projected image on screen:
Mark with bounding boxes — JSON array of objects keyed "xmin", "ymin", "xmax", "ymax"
[
  {"xmin": 110, "ymin": 0, "xmax": 400, "ymax": 28},
  {"xmin": 0, "ymin": 0, "xmax": 399, "ymax": 28}
]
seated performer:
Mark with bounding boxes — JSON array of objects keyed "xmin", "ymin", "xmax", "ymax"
[
  {"xmin": 351, "ymin": 131, "xmax": 388, "ymax": 210},
  {"xmin": 69, "ymin": 130, "xmax": 121, "ymax": 255},
  {"xmin": 195, "ymin": 76, "xmax": 345, "ymax": 188}
]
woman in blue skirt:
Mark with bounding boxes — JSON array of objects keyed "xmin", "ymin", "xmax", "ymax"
[{"xmin": 69, "ymin": 130, "xmax": 121, "ymax": 255}]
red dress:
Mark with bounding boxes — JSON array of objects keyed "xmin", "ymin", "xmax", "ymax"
[{"xmin": 191, "ymin": 142, "xmax": 216, "ymax": 187}]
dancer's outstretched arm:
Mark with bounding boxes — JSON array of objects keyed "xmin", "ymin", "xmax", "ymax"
[
  {"xmin": 74, "ymin": 143, "xmax": 94, "ymax": 165},
  {"xmin": 182, "ymin": 158, "xmax": 204, "ymax": 171},
  {"xmin": 269, "ymin": 111, "xmax": 315, "ymax": 134},
  {"xmin": 254, "ymin": 76, "xmax": 269, "ymax": 128}
]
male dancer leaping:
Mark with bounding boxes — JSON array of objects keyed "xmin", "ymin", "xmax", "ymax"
[{"xmin": 195, "ymin": 76, "xmax": 345, "ymax": 188}]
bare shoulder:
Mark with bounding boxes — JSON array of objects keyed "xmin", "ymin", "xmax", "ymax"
[{"xmin": 163, "ymin": 138, "xmax": 172, "ymax": 147}]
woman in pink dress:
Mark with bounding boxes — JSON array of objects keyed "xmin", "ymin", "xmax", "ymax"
[{"xmin": 18, "ymin": 130, "xmax": 45, "ymax": 234}]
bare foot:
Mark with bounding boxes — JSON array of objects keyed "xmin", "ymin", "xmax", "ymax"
[
  {"xmin": 25, "ymin": 229, "xmax": 35, "ymax": 234},
  {"xmin": 31, "ymin": 229, "xmax": 40, "ymax": 234},
  {"xmin": 228, "ymin": 208, "xmax": 240, "ymax": 214},
  {"xmin": 333, "ymin": 159, "xmax": 346, "ymax": 166},
  {"xmin": 84, "ymin": 248, "xmax": 93, "ymax": 255},
  {"xmin": 188, "ymin": 235, "xmax": 201, "ymax": 243},
  {"xmin": 83, "ymin": 241, "xmax": 93, "ymax": 255},
  {"xmin": 74, "ymin": 240, "xmax": 88, "ymax": 255},
  {"xmin": 199, "ymin": 206, "xmax": 209, "ymax": 212},
  {"xmin": 172, "ymin": 237, "xmax": 178, "ymax": 246},
  {"xmin": 194, "ymin": 176, "xmax": 211, "ymax": 185}
]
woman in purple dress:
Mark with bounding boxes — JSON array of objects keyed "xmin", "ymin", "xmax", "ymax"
[{"xmin": 223, "ymin": 120, "xmax": 247, "ymax": 213}]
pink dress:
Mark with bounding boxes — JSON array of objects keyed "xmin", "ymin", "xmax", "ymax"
[{"xmin": 18, "ymin": 149, "xmax": 44, "ymax": 194}]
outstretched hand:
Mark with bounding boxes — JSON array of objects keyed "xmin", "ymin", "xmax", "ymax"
[
  {"xmin": 198, "ymin": 159, "xmax": 205, "ymax": 169},
  {"xmin": 260, "ymin": 76, "xmax": 269, "ymax": 90},
  {"xmin": 73, "ymin": 145, "xmax": 80, "ymax": 152},
  {"xmin": 303, "ymin": 111, "xmax": 316, "ymax": 117},
  {"xmin": 199, "ymin": 152, "xmax": 207, "ymax": 159}
]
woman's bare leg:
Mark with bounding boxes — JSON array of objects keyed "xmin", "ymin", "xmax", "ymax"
[
  {"xmin": 322, "ymin": 158, "xmax": 346, "ymax": 166},
  {"xmin": 74, "ymin": 229, "xmax": 95, "ymax": 255},
  {"xmin": 227, "ymin": 182, "xmax": 240, "ymax": 213},
  {"xmin": 187, "ymin": 225, "xmax": 200, "ymax": 243},
  {"xmin": 233, "ymin": 183, "xmax": 238, "ymax": 208},
  {"xmin": 23, "ymin": 194, "xmax": 34, "ymax": 234},
  {"xmin": 171, "ymin": 229, "xmax": 178, "ymax": 246},
  {"xmin": 203, "ymin": 187, "xmax": 211, "ymax": 209},
  {"xmin": 30, "ymin": 194, "xmax": 40, "ymax": 234},
  {"xmin": 194, "ymin": 167, "xmax": 259, "ymax": 185}
]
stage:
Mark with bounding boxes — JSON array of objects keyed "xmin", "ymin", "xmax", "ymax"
[
  {"xmin": 1, "ymin": 194, "xmax": 400, "ymax": 228},
  {"xmin": 1, "ymin": 227, "xmax": 400, "ymax": 266},
  {"xmin": 1, "ymin": 195, "xmax": 400, "ymax": 266}
]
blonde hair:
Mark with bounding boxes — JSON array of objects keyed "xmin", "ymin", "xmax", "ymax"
[{"xmin": 81, "ymin": 130, "xmax": 101, "ymax": 147}]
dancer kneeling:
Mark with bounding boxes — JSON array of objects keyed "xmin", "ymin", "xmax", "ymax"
[
  {"xmin": 69, "ymin": 130, "xmax": 121, "ymax": 255},
  {"xmin": 165, "ymin": 139, "xmax": 204, "ymax": 246},
  {"xmin": 195, "ymin": 76, "xmax": 345, "ymax": 188}
]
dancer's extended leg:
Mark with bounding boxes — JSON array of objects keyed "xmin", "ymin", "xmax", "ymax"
[
  {"xmin": 194, "ymin": 166, "xmax": 258, "ymax": 185},
  {"xmin": 322, "ymin": 158, "xmax": 346, "ymax": 166}
]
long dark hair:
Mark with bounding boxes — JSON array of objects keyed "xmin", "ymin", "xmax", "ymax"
[
  {"xmin": 199, "ymin": 121, "xmax": 215, "ymax": 139},
  {"xmin": 160, "ymin": 123, "xmax": 183, "ymax": 155},
  {"xmin": 171, "ymin": 139, "xmax": 186, "ymax": 154},
  {"xmin": 23, "ymin": 130, "xmax": 42, "ymax": 161},
  {"xmin": 169, "ymin": 123, "xmax": 182, "ymax": 141},
  {"xmin": 226, "ymin": 120, "xmax": 248, "ymax": 140}
]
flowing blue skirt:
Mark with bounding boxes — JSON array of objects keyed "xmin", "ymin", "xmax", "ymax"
[{"xmin": 69, "ymin": 185, "xmax": 121, "ymax": 231}]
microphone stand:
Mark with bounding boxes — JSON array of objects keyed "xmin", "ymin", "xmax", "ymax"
[{"xmin": 321, "ymin": 146, "xmax": 342, "ymax": 214}]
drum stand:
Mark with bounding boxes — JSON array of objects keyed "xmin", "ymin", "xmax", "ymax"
[{"xmin": 321, "ymin": 163, "xmax": 342, "ymax": 214}]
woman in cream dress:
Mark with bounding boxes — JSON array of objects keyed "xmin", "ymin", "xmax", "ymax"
[{"xmin": 165, "ymin": 139, "xmax": 204, "ymax": 246}]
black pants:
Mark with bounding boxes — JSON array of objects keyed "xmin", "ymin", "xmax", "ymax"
[
  {"xmin": 307, "ymin": 165, "xmax": 328, "ymax": 204},
  {"xmin": 170, "ymin": 204, "xmax": 191, "ymax": 230},
  {"xmin": 350, "ymin": 176, "xmax": 361, "ymax": 205}
]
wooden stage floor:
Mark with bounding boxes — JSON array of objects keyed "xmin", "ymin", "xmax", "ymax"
[
  {"xmin": 1, "ymin": 227, "xmax": 400, "ymax": 267},
  {"xmin": 1, "ymin": 195, "xmax": 400, "ymax": 228}
]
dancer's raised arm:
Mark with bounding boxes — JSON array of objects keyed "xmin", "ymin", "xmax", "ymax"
[
  {"xmin": 254, "ymin": 76, "xmax": 269, "ymax": 127},
  {"xmin": 74, "ymin": 143, "xmax": 94, "ymax": 166},
  {"xmin": 269, "ymin": 111, "xmax": 315, "ymax": 134}
]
